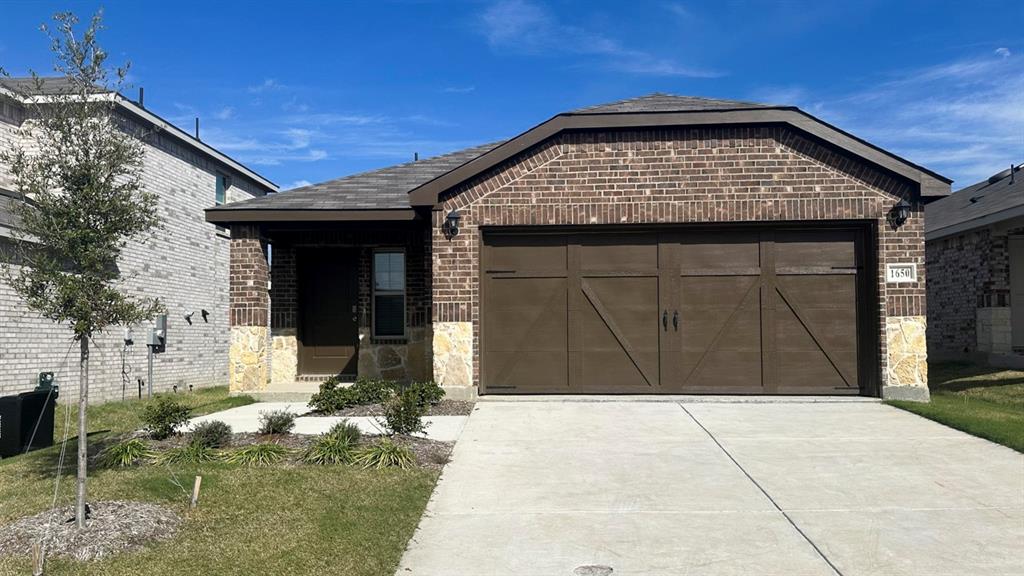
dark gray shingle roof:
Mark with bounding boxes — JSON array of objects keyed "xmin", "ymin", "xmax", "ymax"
[
  {"xmin": 926, "ymin": 164, "xmax": 1024, "ymax": 236},
  {"xmin": 569, "ymin": 93, "xmax": 776, "ymax": 114},
  {"xmin": 0, "ymin": 77, "xmax": 108, "ymax": 97},
  {"xmin": 216, "ymin": 141, "xmax": 505, "ymax": 211}
]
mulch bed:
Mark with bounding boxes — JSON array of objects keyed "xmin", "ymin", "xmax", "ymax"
[
  {"xmin": 327, "ymin": 399, "xmax": 475, "ymax": 417},
  {"xmin": 0, "ymin": 501, "xmax": 180, "ymax": 562}
]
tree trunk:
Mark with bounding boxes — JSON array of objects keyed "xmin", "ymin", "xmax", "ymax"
[{"xmin": 76, "ymin": 336, "xmax": 89, "ymax": 529}]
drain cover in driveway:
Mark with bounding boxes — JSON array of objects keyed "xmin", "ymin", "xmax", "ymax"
[{"xmin": 573, "ymin": 566, "xmax": 613, "ymax": 576}]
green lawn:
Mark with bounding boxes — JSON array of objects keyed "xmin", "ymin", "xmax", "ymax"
[
  {"xmin": 0, "ymin": 387, "xmax": 437, "ymax": 576},
  {"xmin": 888, "ymin": 362, "xmax": 1024, "ymax": 453}
]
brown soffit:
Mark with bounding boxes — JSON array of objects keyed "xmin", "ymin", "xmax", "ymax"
[
  {"xmin": 407, "ymin": 108, "xmax": 952, "ymax": 208},
  {"xmin": 204, "ymin": 208, "xmax": 420, "ymax": 224}
]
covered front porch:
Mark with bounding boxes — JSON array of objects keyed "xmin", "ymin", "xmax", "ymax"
[{"xmin": 223, "ymin": 221, "xmax": 454, "ymax": 400}]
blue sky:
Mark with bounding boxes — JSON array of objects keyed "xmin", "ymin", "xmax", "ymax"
[{"xmin": 1, "ymin": 1, "xmax": 1022, "ymax": 190}]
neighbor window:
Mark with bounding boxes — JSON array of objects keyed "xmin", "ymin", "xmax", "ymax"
[
  {"xmin": 215, "ymin": 173, "xmax": 227, "ymax": 205},
  {"xmin": 373, "ymin": 250, "xmax": 406, "ymax": 337}
]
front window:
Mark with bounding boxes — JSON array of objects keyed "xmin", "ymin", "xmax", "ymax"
[{"xmin": 373, "ymin": 250, "xmax": 405, "ymax": 337}]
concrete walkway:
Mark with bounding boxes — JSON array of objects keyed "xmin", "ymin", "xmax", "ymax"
[
  {"xmin": 186, "ymin": 402, "xmax": 468, "ymax": 442},
  {"xmin": 398, "ymin": 400, "xmax": 1024, "ymax": 576}
]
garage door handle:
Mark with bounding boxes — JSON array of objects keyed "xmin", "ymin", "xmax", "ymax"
[
  {"xmin": 662, "ymin": 310, "xmax": 668, "ymax": 331},
  {"xmin": 673, "ymin": 311, "xmax": 679, "ymax": 331}
]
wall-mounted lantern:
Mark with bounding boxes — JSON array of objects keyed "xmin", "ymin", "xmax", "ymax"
[
  {"xmin": 887, "ymin": 198, "xmax": 911, "ymax": 228},
  {"xmin": 442, "ymin": 210, "xmax": 461, "ymax": 239}
]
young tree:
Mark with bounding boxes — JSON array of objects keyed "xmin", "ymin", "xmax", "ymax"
[{"xmin": 0, "ymin": 11, "xmax": 162, "ymax": 528}]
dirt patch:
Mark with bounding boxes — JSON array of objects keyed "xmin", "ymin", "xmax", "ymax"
[
  {"xmin": 328, "ymin": 399, "xmax": 475, "ymax": 417},
  {"xmin": 0, "ymin": 501, "xmax": 180, "ymax": 562}
]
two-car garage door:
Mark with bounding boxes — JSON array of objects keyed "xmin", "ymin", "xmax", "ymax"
[{"xmin": 481, "ymin": 227, "xmax": 871, "ymax": 395}]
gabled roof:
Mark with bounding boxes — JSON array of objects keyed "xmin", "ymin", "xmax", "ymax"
[
  {"xmin": 1, "ymin": 77, "xmax": 277, "ymax": 193},
  {"xmin": 206, "ymin": 93, "xmax": 952, "ymax": 225},
  {"xmin": 570, "ymin": 93, "xmax": 772, "ymax": 114},
  {"xmin": 925, "ymin": 164, "xmax": 1024, "ymax": 240}
]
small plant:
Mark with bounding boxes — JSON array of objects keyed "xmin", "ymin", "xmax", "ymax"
[
  {"xmin": 142, "ymin": 396, "xmax": 191, "ymax": 440},
  {"xmin": 402, "ymin": 381, "xmax": 445, "ymax": 407},
  {"xmin": 157, "ymin": 441, "xmax": 220, "ymax": 465},
  {"xmin": 258, "ymin": 410, "xmax": 296, "ymax": 435},
  {"xmin": 190, "ymin": 420, "xmax": 233, "ymax": 448},
  {"xmin": 224, "ymin": 443, "xmax": 289, "ymax": 467},
  {"xmin": 383, "ymin": 390, "xmax": 428, "ymax": 435},
  {"xmin": 99, "ymin": 438, "xmax": 154, "ymax": 468},
  {"xmin": 308, "ymin": 376, "xmax": 400, "ymax": 413},
  {"xmin": 303, "ymin": 434, "xmax": 355, "ymax": 465},
  {"xmin": 353, "ymin": 438, "xmax": 415, "ymax": 469},
  {"xmin": 327, "ymin": 419, "xmax": 362, "ymax": 443}
]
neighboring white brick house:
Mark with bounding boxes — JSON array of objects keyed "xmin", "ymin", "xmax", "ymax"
[{"xmin": 0, "ymin": 80, "xmax": 276, "ymax": 402}]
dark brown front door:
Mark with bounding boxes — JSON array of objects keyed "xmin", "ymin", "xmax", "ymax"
[
  {"xmin": 298, "ymin": 248, "xmax": 358, "ymax": 376},
  {"xmin": 481, "ymin": 226, "xmax": 868, "ymax": 395}
]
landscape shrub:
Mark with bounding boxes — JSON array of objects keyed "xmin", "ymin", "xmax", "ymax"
[
  {"xmin": 303, "ymin": 434, "xmax": 355, "ymax": 465},
  {"xmin": 327, "ymin": 419, "xmax": 362, "ymax": 444},
  {"xmin": 258, "ymin": 410, "xmax": 296, "ymax": 435},
  {"xmin": 190, "ymin": 420, "xmax": 233, "ymax": 448},
  {"xmin": 224, "ymin": 443, "xmax": 289, "ymax": 466},
  {"xmin": 99, "ymin": 438, "xmax": 154, "ymax": 468},
  {"xmin": 383, "ymin": 390, "xmax": 428, "ymax": 436},
  {"xmin": 157, "ymin": 441, "xmax": 219, "ymax": 465},
  {"xmin": 309, "ymin": 377, "xmax": 398, "ymax": 412},
  {"xmin": 142, "ymin": 396, "xmax": 191, "ymax": 440},
  {"xmin": 401, "ymin": 381, "xmax": 445, "ymax": 407},
  {"xmin": 353, "ymin": 438, "xmax": 414, "ymax": 469}
]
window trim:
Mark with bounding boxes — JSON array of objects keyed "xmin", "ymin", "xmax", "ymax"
[
  {"xmin": 215, "ymin": 172, "xmax": 227, "ymax": 205},
  {"xmin": 372, "ymin": 248, "xmax": 406, "ymax": 338}
]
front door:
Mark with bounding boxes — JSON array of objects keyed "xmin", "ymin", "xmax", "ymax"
[{"xmin": 298, "ymin": 248, "xmax": 358, "ymax": 376}]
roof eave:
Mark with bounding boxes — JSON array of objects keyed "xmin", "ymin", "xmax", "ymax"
[
  {"xmin": 407, "ymin": 108, "xmax": 952, "ymax": 207},
  {"xmin": 204, "ymin": 207, "xmax": 420, "ymax": 225}
]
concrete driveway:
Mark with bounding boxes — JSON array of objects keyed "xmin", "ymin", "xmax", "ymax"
[{"xmin": 397, "ymin": 400, "xmax": 1023, "ymax": 576}]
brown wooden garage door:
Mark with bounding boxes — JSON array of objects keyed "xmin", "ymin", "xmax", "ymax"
[{"xmin": 480, "ymin": 227, "xmax": 869, "ymax": 395}]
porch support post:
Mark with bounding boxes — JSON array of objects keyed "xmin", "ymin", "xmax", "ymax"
[{"xmin": 228, "ymin": 224, "xmax": 270, "ymax": 393}]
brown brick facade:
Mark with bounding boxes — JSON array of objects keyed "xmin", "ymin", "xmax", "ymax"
[
  {"xmin": 229, "ymin": 224, "xmax": 269, "ymax": 327},
  {"xmin": 926, "ymin": 228, "xmax": 1014, "ymax": 358},
  {"xmin": 431, "ymin": 126, "xmax": 926, "ymax": 392}
]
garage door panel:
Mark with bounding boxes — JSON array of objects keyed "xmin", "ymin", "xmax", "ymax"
[
  {"xmin": 482, "ymin": 227, "xmax": 867, "ymax": 396},
  {"xmin": 484, "ymin": 235, "xmax": 567, "ymax": 271},
  {"xmin": 580, "ymin": 234, "xmax": 658, "ymax": 271}
]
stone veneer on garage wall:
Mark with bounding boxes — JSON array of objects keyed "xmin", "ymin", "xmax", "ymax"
[{"xmin": 431, "ymin": 126, "xmax": 930, "ymax": 400}]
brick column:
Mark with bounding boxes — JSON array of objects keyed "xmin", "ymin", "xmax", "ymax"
[{"xmin": 228, "ymin": 224, "xmax": 269, "ymax": 393}]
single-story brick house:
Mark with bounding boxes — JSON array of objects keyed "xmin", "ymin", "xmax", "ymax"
[
  {"xmin": 1, "ymin": 77, "xmax": 276, "ymax": 402},
  {"xmin": 206, "ymin": 94, "xmax": 949, "ymax": 401},
  {"xmin": 925, "ymin": 163, "xmax": 1024, "ymax": 367}
]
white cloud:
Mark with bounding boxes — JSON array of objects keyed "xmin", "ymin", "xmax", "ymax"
[
  {"xmin": 283, "ymin": 179, "xmax": 312, "ymax": 190},
  {"xmin": 214, "ymin": 106, "xmax": 235, "ymax": 120},
  {"xmin": 996, "ymin": 47, "xmax": 1011, "ymax": 59},
  {"xmin": 755, "ymin": 51, "xmax": 1024, "ymax": 187},
  {"xmin": 479, "ymin": 0, "xmax": 722, "ymax": 78},
  {"xmin": 442, "ymin": 85, "xmax": 476, "ymax": 94},
  {"xmin": 247, "ymin": 78, "xmax": 284, "ymax": 94}
]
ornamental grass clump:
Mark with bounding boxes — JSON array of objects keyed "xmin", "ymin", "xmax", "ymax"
[
  {"xmin": 303, "ymin": 434, "xmax": 355, "ymax": 465},
  {"xmin": 190, "ymin": 420, "xmax": 232, "ymax": 448},
  {"xmin": 353, "ymin": 438, "xmax": 415, "ymax": 470},
  {"xmin": 224, "ymin": 443, "xmax": 289, "ymax": 467},
  {"xmin": 156, "ymin": 441, "xmax": 220, "ymax": 465},
  {"xmin": 98, "ymin": 438, "xmax": 154, "ymax": 468}
]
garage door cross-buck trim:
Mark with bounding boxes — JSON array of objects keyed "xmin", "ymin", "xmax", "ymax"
[{"xmin": 481, "ymin": 226, "xmax": 870, "ymax": 395}]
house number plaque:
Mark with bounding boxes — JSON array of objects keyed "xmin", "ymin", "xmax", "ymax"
[{"xmin": 885, "ymin": 263, "xmax": 917, "ymax": 283}]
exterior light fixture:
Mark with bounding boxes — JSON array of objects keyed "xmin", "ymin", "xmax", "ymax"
[
  {"xmin": 442, "ymin": 210, "xmax": 461, "ymax": 239},
  {"xmin": 887, "ymin": 198, "xmax": 911, "ymax": 228}
]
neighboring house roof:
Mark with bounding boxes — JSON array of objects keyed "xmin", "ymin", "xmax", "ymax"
[
  {"xmin": 0, "ymin": 77, "xmax": 277, "ymax": 193},
  {"xmin": 925, "ymin": 164, "xmax": 1024, "ymax": 240},
  {"xmin": 206, "ymin": 93, "xmax": 952, "ymax": 224}
]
